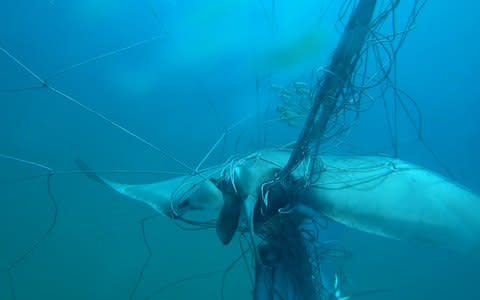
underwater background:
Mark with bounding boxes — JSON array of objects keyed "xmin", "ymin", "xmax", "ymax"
[{"xmin": 0, "ymin": 0, "xmax": 479, "ymax": 299}]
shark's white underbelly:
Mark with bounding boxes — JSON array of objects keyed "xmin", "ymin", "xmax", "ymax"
[{"xmin": 301, "ymin": 156, "xmax": 480, "ymax": 253}]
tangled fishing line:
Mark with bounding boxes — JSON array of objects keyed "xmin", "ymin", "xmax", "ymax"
[{"xmin": 1, "ymin": 1, "xmax": 454, "ymax": 299}]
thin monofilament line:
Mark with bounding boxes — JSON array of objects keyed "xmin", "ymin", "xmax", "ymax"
[
  {"xmin": 0, "ymin": 165, "xmax": 190, "ymax": 184},
  {"xmin": 44, "ymin": 35, "xmax": 163, "ymax": 81},
  {"xmin": 6, "ymin": 174, "xmax": 57, "ymax": 269},
  {"xmin": 47, "ymin": 86, "xmax": 194, "ymax": 172},
  {"xmin": 196, "ymin": 131, "xmax": 226, "ymax": 172},
  {"xmin": 130, "ymin": 214, "xmax": 161, "ymax": 300},
  {"xmin": 0, "ymin": 153, "xmax": 53, "ymax": 173},
  {"xmin": 132, "ymin": 213, "xmax": 228, "ymax": 300},
  {"xmin": 0, "ymin": 153, "xmax": 56, "ymax": 300},
  {"xmin": 57, "ymin": 169, "xmax": 188, "ymax": 176},
  {"xmin": 7, "ymin": 173, "xmax": 58, "ymax": 300},
  {"xmin": 192, "ymin": 77, "xmax": 227, "ymax": 130},
  {"xmin": 0, "ymin": 46, "xmax": 45, "ymax": 84},
  {"xmin": 0, "ymin": 45, "xmax": 195, "ymax": 173},
  {"xmin": 195, "ymin": 114, "xmax": 253, "ymax": 172},
  {"xmin": 142, "ymin": 0, "xmax": 171, "ymax": 38},
  {"xmin": 142, "ymin": 1, "xmax": 237, "ymax": 167},
  {"xmin": 145, "ymin": 269, "xmax": 224, "ymax": 300},
  {"xmin": 221, "ymin": 245, "xmax": 250, "ymax": 300}
]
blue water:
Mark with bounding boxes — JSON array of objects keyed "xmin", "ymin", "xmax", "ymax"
[{"xmin": 1, "ymin": 0, "xmax": 479, "ymax": 299}]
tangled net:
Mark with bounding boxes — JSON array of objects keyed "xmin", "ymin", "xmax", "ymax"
[
  {"xmin": 0, "ymin": 1, "xmax": 433, "ymax": 299},
  {"xmin": 270, "ymin": 0, "xmax": 431, "ymax": 186}
]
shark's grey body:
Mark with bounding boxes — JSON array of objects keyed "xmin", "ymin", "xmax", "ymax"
[
  {"xmin": 303, "ymin": 155, "xmax": 480, "ymax": 253},
  {"xmin": 79, "ymin": 150, "xmax": 480, "ymax": 254}
]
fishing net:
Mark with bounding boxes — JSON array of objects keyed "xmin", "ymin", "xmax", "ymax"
[
  {"xmin": 0, "ymin": 1, "xmax": 438, "ymax": 299},
  {"xmin": 273, "ymin": 0, "xmax": 430, "ymax": 186}
]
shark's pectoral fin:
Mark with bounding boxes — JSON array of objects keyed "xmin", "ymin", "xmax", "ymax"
[{"xmin": 216, "ymin": 193, "xmax": 241, "ymax": 245}]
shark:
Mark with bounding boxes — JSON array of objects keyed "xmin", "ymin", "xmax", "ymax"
[{"xmin": 76, "ymin": 149, "xmax": 480, "ymax": 255}]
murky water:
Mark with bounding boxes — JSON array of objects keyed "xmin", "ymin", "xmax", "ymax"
[{"xmin": 1, "ymin": 1, "xmax": 479, "ymax": 299}]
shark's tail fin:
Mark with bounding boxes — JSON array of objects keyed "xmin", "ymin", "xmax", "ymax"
[
  {"xmin": 74, "ymin": 157, "xmax": 107, "ymax": 186},
  {"xmin": 74, "ymin": 157, "xmax": 175, "ymax": 215}
]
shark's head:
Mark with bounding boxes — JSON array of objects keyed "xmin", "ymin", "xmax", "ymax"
[
  {"xmin": 183, "ymin": 179, "xmax": 224, "ymax": 211},
  {"xmin": 214, "ymin": 154, "xmax": 284, "ymax": 245}
]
